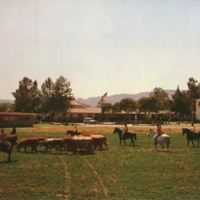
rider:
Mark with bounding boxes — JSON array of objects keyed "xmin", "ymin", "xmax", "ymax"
[
  {"xmin": 190, "ymin": 123, "xmax": 195, "ymax": 132},
  {"xmin": 190, "ymin": 122, "xmax": 196, "ymax": 140},
  {"xmin": 0, "ymin": 129, "xmax": 11, "ymax": 151},
  {"xmin": 121, "ymin": 123, "xmax": 128, "ymax": 139},
  {"xmin": 154, "ymin": 124, "xmax": 162, "ymax": 145}
]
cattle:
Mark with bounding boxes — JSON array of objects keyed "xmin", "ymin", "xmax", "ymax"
[
  {"xmin": 16, "ymin": 136, "xmax": 46, "ymax": 153},
  {"xmin": 39, "ymin": 138, "xmax": 63, "ymax": 154},
  {"xmin": 82, "ymin": 134, "xmax": 108, "ymax": 150},
  {"xmin": 62, "ymin": 136, "xmax": 93, "ymax": 154}
]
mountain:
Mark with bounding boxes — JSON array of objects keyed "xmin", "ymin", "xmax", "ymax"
[
  {"xmin": 0, "ymin": 90, "xmax": 177, "ymax": 108},
  {"xmin": 76, "ymin": 90, "xmax": 176, "ymax": 107},
  {"xmin": 0, "ymin": 99, "xmax": 14, "ymax": 103}
]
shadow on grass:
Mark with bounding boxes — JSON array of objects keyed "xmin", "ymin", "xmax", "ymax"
[{"xmin": 0, "ymin": 159, "xmax": 19, "ymax": 164}]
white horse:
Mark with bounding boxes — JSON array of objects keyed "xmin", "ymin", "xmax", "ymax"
[{"xmin": 147, "ymin": 129, "xmax": 170, "ymax": 151}]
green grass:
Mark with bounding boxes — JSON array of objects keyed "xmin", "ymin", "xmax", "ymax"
[{"xmin": 1, "ymin": 125, "xmax": 200, "ymax": 199}]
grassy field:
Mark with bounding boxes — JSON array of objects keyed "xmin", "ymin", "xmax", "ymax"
[{"xmin": 1, "ymin": 124, "xmax": 200, "ymax": 200}]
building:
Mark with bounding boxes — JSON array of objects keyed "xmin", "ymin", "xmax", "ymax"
[
  {"xmin": 50, "ymin": 101, "xmax": 176, "ymax": 124},
  {"xmin": 0, "ymin": 112, "xmax": 34, "ymax": 128},
  {"xmin": 55, "ymin": 101, "xmax": 141, "ymax": 123},
  {"xmin": 196, "ymin": 99, "xmax": 200, "ymax": 121}
]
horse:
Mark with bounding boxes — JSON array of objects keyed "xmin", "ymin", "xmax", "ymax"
[
  {"xmin": 182, "ymin": 128, "xmax": 200, "ymax": 147},
  {"xmin": 147, "ymin": 129, "xmax": 170, "ymax": 151},
  {"xmin": 66, "ymin": 130, "xmax": 82, "ymax": 136},
  {"xmin": 113, "ymin": 127, "xmax": 137, "ymax": 146},
  {"xmin": 0, "ymin": 135, "xmax": 18, "ymax": 162}
]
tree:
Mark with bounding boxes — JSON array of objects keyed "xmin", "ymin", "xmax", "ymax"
[
  {"xmin": 149, "ymin": 87, "xmax": 171, "ymax": 112},
  {"xmin": 12, "ymin": 77, "xmax": 42, "ymax": 112},
  {"xmin": 53, "ymin": 76, "xmax": 74, "ymax": 122},
  {"xmin": 0, "ymin": 102, "xmax": 14, "ymax": 112},
  {"xmin": 120, "ymin": 98, "xmax": 137, "ymax": 122},
  {"xmin": 41, "ymin": 77, "xmax": 55, "ymax": 121},
  {"xmin": 171, "ymin": 86, "xmax": 191, "ymax": 117},
  {"xmin": 120, "ymin": 98, "xmax": 137, "ymax": 113},
  {"xmin": 101, "ymin": 103, "xmax": 112, "ymax": 113},
  {"xmin": 111, "ymin": 102, "xmax": 121, "ymax": 113},
  {"xmin": 137, "ymin": 96, "xmax": 157, "ymax": 113},
  {"xmin": 187, "ymin": 77, "xmax": 200, "ymax": 121}
]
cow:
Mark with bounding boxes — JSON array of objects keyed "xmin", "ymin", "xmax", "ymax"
[
  {"xmin": 16, "ymin": 137, "xmax": 46, "ymax": 153},
  {"xmin": 62, "ymin": 136, "xmax": 93, "ymax": 154},
  {"xmin": 82, "ymin": 134, "xmax": 108, "ymax": 150},
  {"xmin": 0, "ymin": 135, "xmax": 18, "ymax": 162},
  {"xmin": 39, "ymin": 138, "xmax": 63, "ymax": 154}
]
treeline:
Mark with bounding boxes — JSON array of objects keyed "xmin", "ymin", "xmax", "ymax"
[
  {"xmin": 1, "ymin": 77, "xmax": 200, "ymax": 121},
  {"xmin": 99, "ymin": 77, "xmax": 200, "ymax": 121},
  {"xmin": 0, "ymin": 76, "xmax": 74, "ymax": 121}
]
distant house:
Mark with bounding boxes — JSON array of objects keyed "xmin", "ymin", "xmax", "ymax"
[
  {"xmin": 54, "ymin": 101, "xmax": 102, "ymax": 122},
  {"xmin": 55, "ymin": 100, "xmax": 138, "ymax": 123},
  {"xmin": 0, "ymin": 112, "xmax": 34, "ymax": 128},
  {"xmin": 196, "ymin": 99, "xmax": 200, "ymax": 121}
]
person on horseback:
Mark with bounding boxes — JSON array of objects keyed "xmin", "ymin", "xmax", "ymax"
[
  {"xmin": 154, "ymin": 124, "xmax": 162, "ymax": 145},
  {"xmin": 121, "ymin": 123, "xmax": 128, "ymax": 139},
  {"xmin": 190, "ymin": 123, "xmax": 195, "ymax": 132},
  {"xmin": 0, "ymin": 129, "xmax": 11, "ymax": 150},
  {"xmin": 190, "ymin": 123, "xmax": 196, "ymax": 141}
]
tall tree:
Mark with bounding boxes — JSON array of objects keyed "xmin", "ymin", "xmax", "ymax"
[
  {"xmin": 149, "ymin": 87, "xmax": 171, "ymax": 112},
  {"xmin": 41, "ymin": 77, "xmax": 55, "ymax": 120},
  {"xmin": 187, "ymin": 77, "xmax": 200, "ymax": 121},
  {"xmin": 53, "ymin": 76, "xmax": 74, "ymax": 122},
  {"xmin": 41, "ymin": 76, "xmax": 74, "ymax": 122},
  {"xmin": 171, "ymin": 86, "xmax": 191, "ymax": 117},
  {"xmin": 120, "ymin": 98, "xmax": 137, "ymax": 122},
  {"xmin": 12, "ymin": 77, "xmax": 41, "ymax": 112}
]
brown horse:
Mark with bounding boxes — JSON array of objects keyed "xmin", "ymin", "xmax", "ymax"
[{"xmin": 0, "ymin": 135, "xmax": 18, "ymax": 162}]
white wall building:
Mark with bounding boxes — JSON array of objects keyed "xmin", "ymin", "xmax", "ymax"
[{"xmin": 196, "ymin": 99, "xmax": 200, "ymax": 120}]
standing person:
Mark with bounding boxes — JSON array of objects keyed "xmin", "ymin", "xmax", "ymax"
[
  {"xmin": 0, "ymin": 129, "xmax": 11, "ymax": 150},
  {"xmin": 121, "ymin": 123, "xmax": 128, "ymax": 139},
  {"xmin": 74, "ymin": 125, "xmax": 78, "ymax": 134},
  {"xmin": 154, "ymin": 124, "xmax": 162, "ymax": 145}
]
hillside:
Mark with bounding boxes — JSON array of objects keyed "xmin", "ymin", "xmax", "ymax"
[
  {"xmin": 76, "ymin": 90, "xmax": 176, "ymax": 107},
  {"xmin": 0, "ymin": 99, "xmax": 14, "ymax": 103},
  {"xmin": 0, "ymin": 90, "xmax": 176, "ymax": 108}
]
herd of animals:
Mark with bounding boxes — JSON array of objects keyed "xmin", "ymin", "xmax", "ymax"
[{"xmin": 0, "ymin": 126, "xmax": 199, "ymax": 162}]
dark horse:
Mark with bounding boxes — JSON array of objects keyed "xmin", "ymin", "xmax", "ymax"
[
  {"xmin": 66, "ymin": 130, "xmax": 82, "ymax": 136},
  {"xmin": 182, "ymin": 128, "xmax": 200, "ymax": 147},
  {"xmin": 113, "ymin": 127, "xmax": 137, "ymax": 146},
  {"xmin": 0, "ymin": 135, "xmax": 18, "ymax": 162}
]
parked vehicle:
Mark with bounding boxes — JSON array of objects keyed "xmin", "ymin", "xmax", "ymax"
[
  {"xmin": 89, "ymin": 119, "xmax": 97, "ymax": 124},
  {"xmin": 83, "ymin": 118, "xmax": 97, "ymax": 124},
  {"xmin": 83, "ymin": 117, "xmax": 93, "ymax": 124}
]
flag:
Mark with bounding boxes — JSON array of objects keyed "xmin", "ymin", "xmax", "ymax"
[{"xmin": 101, "ymin": 92, "xmax": 107, "ymax": 99}]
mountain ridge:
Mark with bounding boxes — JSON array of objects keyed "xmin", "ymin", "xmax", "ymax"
[
  {"xmin": 0, "ymin": 90, "xmax": 176, "ymax": 108},
  {"xmin": 76, "ymin": 90, "xmax": 176, "ymax": 107}
]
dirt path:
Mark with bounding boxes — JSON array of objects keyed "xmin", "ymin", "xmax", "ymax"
[
  {"xmin": 84, "ymin": 158, "xmax": 109, "ymax": 200},
  {"xmin": 60, "ymin": 157, "xmax": 71, "ymax": 200}
]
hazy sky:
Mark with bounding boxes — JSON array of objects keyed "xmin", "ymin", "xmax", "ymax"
[{"xmin": 1, "ymin": 0, "xmax": 200, "ymax": 100}]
